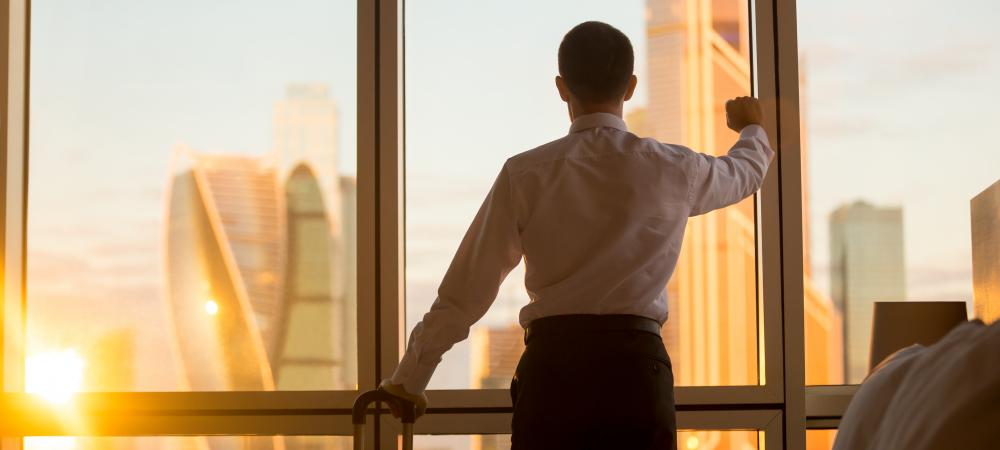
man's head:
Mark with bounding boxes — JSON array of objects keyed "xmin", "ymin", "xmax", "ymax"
[{"xmin": 556, "ymin": 21, "xmax": 637, "ymax": 118}]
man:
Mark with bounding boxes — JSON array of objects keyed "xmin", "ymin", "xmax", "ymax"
[{"xmin": 381, "ymin": 21, "xmax": 773, "ymax": 450}]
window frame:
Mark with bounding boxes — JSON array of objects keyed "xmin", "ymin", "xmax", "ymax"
[{"xmin": 0, "ymin": 0, "xmax": 850, "ymax": 448}]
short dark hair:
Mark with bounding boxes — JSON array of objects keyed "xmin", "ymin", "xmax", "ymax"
[{"xmin": 558, "ymin": 21, "xmax": 635, "ymax": 104}]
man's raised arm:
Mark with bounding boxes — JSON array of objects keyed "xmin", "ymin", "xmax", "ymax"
[{"xmin": 688, "ymin": 96, "xmax": 775, "ymax": 216}]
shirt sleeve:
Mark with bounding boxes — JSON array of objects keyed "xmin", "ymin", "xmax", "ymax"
[
  {"xmin": 390, "ymin": 163, "xmax": 524, "ymax": 394},
  {"xmin": 687, "ymin": 124, "xmax": 775, "ymax": 216}
]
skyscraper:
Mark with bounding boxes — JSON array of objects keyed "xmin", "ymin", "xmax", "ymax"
[
  {"xmin": 470, "ymin": 325, "xmax": 523, "ymax": 450},
  {"xmin": 829, "ymin": 201, "xmax": 905, "ymax": 382},
  {"xmin": 164, "ymin": 85, "xmax": 355, "ymax": 450},
  {"xmin": 641, "ymin": 2, "xmax": 842, "ymax": 448},
  {"xmin": 165, "ymin": 152, "xmax": 286, "ymax": 450},
  {"xmin": 645, "ymin": 0, "xmax": 758, "ymax": 392},
  {"xmin": 471, "ymin": 325, "xmax": 524, "ymax": 390},
  {"xmin": 274, "ymin": 83, "xmax": 342, "ymax": 226},
  {"xmin": 642, "ymin": 1, "xmax": 759, "ymax": 448},
  {"xmin": 971, "ymin": 179, "xmax": 1000, "ymax": 325}
]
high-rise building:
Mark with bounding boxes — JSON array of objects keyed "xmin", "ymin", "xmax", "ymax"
[
  {"xmin": 470, "ymin": 325, "xmax": 524, "ymax": 390},
  {"xmin": 164, "ymin": 85, "xmax": 355, "ymax": 450},
  {"xmin": 641, "ymin": 1, "xmax": 842, "ymax": 448},
  {"xmin": 166, "ymin": 153, "xmax": 284, "ymax": 391},
  {"xmin": 471, "ymin": 326, "xmax": 522, "ymax": 450},
  {"xmin": 274, "ymin": 83, "xmax": 342, "ymax": 226},
  {"xmin": 646, "ymin": 0, "xmax": 757, "ymax": 393},
  {"xmin": 829, "ymin": 201, "xmax": 905, "ymax": 382},
  {"xmin": 971, "ymin": 178, "xmax": 1000, "ymax": 324},
  {"xmin": 470, "ymin": 325, "xmax": 523, "ymax": 450},
  {"xmin": 634, "ymin": 3, "xmax": 759, "ymax": 448}
]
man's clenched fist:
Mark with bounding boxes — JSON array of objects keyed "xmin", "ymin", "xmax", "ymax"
[{"xmin": 725, "ymin": 96, "xmax": 763, "ymax": 132}]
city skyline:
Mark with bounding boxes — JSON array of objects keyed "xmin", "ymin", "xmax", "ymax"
[
  {"xmin": 20, "ymin": 0, "xmax": 1000, "ymax": 449},
  {"xmin": 829, "ymin": 201, "xmax": 906, "ymax": 383}
]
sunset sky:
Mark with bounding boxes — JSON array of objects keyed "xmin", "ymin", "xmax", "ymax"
[
  {"xmin": 21, "ymin": 1, "xmax": 1000, "ymax": 450},
  {"xmin": 24, "ymin": 0, "xmax": 999, "ymax": 399}
]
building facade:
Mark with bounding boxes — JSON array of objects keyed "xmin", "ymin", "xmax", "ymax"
[
  {"xmin": 971, "ymin": 179, "xmax": 1000, "ymax": 324},
  {"xmin": 164, "ymin": 85, "xmax": 354, "ymax": 450},
  {"xmin": 829, "ymin": 201, "xmax": 906, "ymax": 383},
  {"xmin": 470, "ymin": 325, "xmax": 524, "ymax": 450}
]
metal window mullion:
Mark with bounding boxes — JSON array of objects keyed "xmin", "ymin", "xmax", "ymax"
[
  {"xmin": 357, "ymin": 0, "xmax": 379, "ymax": 397},
  {"xmin": 420, "ymin": 386, "xmax": 783, "ymax": 411},
  {"xmin": 752, "ymin": 0, "xmax": 786, "ymax": 407},
  {"xmin": 376, "ymin": 0, "xmax": 404, "ymax": 390},
  {"xmin": 2, "ymin": 0, "xmax": 29, "ymax": 402},
  {"xmin": 410, "ymin": 409, "xmax": 784, "ymax": 439},
  {"xmin": 772, "ymin": 0, "xmax": 808, "ymax": 446},
  {"xmin": 2, "ymin": 413, "xmax": 358, "ymax": 437},
  {"xmin": 805, "ymin": 384, "xmax": 857, "ymax": 428},
  {"xmin": 375, "ymin": 0, "xmax": 405, "ymax": 448},
  {"xmin": 0, "ymin": 390, "xmax": 365, "ymax": 436},
  {"xmin": 0, "ymin": 0, "xmax": 10, "ymax": 400}
]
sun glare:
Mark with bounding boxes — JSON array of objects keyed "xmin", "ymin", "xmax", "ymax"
[
  {"xmin": 26, "ymin": 349, "xmax": 85, "ymax": 405},
  {"xmin": 24, "ymin": 437, "xmax": 77, "ymax": 450},
  {"xmin": 204, "ymin": 299, "xmax": 219, "ymax": 315}
]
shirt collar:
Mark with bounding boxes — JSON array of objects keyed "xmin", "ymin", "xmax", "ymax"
[{"xmin": 568, "ymin": 112, "xmax": 629, "ymax": 134}]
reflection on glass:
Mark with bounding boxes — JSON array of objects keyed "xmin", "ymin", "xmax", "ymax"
[
  {"xmin": 806, "ymin": 429, "xmax": 837, "ymax": 450},
  {"xmin": 799, "ymin": 0, "xmax": 1000, "ymax": 385},
  {"xmin": 25, "ymin": 436, "xmax": 349, "ymax": 450},
  {"xmin": 27, "ymin": 0, "xmax": 358, "ymax": 402},
  {"xmin": 407, "ymin": 0, "xmax": 759, "ymax": 389},
  {"xmin": 676, "ymin": 431, "xmax": 760, "ymax": 450},
  {"xmin": 415, "ymin": 431, "xmax": 760, "ymax": 450}
]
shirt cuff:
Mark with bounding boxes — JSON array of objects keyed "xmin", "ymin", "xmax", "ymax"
[
  {"xmin": 389, "ymin": 350, "xmax": 439, "ymax": 395},
  {"xmin": 739, "ymin": 123, "xmax": 767, "ymax": 142},
  {"xmin": 739, "ymin": 124, "xmax": 774, "ymax": 157}
]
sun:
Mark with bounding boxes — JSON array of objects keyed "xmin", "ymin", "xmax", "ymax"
[
  {"xmin": 26, "ymin": 349, "xmax": 85, "ymax": 405},
  {"xmin": 204, "ymin": 298, "xmax": 219, "ymax": 315}
]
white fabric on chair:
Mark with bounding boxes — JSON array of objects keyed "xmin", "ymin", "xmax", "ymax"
[{"xmin": 835, "ymin": 320, "xmax": 1000, "ymax": 450}]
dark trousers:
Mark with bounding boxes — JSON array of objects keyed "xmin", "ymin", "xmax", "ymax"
[{"xmin": 510, "ymin": 315, "xmax": 677, "ymax": 450}]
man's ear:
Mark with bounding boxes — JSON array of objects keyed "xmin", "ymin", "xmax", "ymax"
[
  {"xmin": 555, "ymin": 76, "xmax": 572, "ymax": 102},
  {"xmin": 623, "ymin": 74, "xmax": 638, "ymax": 101}
]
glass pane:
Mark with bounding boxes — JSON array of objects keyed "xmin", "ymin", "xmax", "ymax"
[
  {"xmin": 807, "ymin": 430, "xmax": 838, "ymax": 450},
  {"xmin": 798, "ymin": 0, "xmax": 1000, "ymax": 384},
  {"xmin": 414, "ymin": 431, "xmax": 761, "ymax": 450},
  {"xmin": 27, "ymin": 1, "xmax": 358, "ymax": 391},
  {"xmin": 406, "ymin": 0, "xmax": 760, "ymax": 389},
  {"xmin": 25, "ymin": 436, "xmax": 349, "ymax": 450}
]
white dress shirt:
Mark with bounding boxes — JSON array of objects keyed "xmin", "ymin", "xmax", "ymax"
[{"xmin": 392, "ymin": 112, "xmax": 774, "ymax": 394}]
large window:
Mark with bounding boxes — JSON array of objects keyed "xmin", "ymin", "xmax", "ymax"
[
  {"xmin": 25, "ymin": 0, "xmax": 358, "ymax": 393},
  {"xmin": 797, "ymin": 0, "xmax": 1000, "ymax": 386},
  {"xmin": 1, "ymin": 0, "xmax": 815, "ymax": 448},
  {"xmin": 405, "ymin": 0, "xmax": 764, "ymax": 390}
]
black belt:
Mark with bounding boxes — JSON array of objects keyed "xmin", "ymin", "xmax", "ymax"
[{"xmin": 524, "ymin": 314, "xmax": 662, "ymax": 344}]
